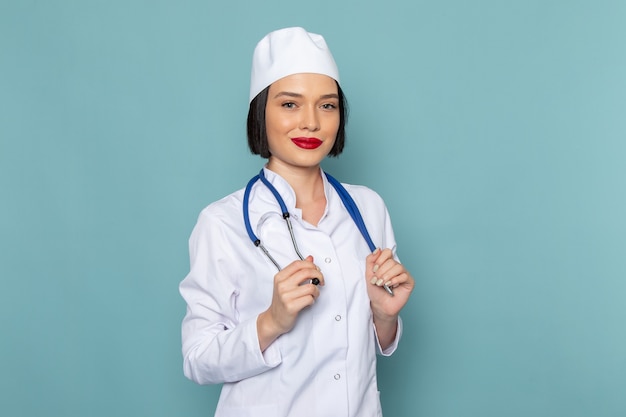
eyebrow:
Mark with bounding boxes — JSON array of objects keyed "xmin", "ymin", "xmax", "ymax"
[{"xmin": 272, "ymin": 91, "xmax": 339, "ymax": 100}]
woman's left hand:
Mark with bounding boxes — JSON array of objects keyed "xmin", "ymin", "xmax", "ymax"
[{"xmin": 365, "ymin": 248, "xmax": 414, "ymax": 320}]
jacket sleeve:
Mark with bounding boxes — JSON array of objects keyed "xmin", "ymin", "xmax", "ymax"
[
  {"xmin": 179, "ymin": 209, "xmax": 281, "ymax": 385},
  {"xmin": 374, "ymin": 316, "xmax": 403, "ymax": 356}
]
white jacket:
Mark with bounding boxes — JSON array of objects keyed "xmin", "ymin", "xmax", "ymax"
[{"xmin": 180, "ymin": 167, "xmax": 403, "ymax": 417}]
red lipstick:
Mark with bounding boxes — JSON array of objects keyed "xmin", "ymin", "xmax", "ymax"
[{"xmin": 291, "ymin": 137, "xmax": 323, "ymax": 149}]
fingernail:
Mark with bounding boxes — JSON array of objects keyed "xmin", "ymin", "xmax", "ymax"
[
  {"xmin": 372, "ymin": 264, "xmax": 379, "ymax": 273},
  {"xmin": 376, "ymin": 278, "xmax": 384, "ymax": 286},
  {"xmin": 370, "ymin": 277, "xmax": 378, "ymax": 285}
]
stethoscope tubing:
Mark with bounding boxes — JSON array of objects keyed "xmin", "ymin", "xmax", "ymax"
[
  {"xmin": 324, "ymin": 173, "xmax": 377, "ymax": 253},
  {"xmin": 243, "ymin": 169, "xmax": 378, "ymax": 273}
]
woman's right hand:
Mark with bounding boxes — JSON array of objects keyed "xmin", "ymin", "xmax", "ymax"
[{"xmin": 256, "ymin": 255, "xmax": 324, "ymax": 352}]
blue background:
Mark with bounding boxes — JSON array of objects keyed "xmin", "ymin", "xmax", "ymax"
[{"xmin": 1, "ymin": 1, "xmax": 625, "ymax": 416}]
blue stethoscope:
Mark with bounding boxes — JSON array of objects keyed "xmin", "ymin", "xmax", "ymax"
[{"xmin": 243, "ymin": 169, "xmax": 394, "ymax": 295}]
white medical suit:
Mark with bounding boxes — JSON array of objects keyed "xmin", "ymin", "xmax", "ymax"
[{"xmin": 180, "ymin": 168, "xmax": 403, "ymax": 417}]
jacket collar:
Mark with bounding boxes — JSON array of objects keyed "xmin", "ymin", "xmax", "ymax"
[{"xmin": 259, "ymin": 166, "xmax": 333, "ymax": 221}]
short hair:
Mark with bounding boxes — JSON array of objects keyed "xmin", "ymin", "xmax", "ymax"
[{"xmin": 247, "ymin": 82, "xmax": 348, "ymax": 158}]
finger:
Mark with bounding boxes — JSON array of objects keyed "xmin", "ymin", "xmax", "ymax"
[
  {"xmin": 293, "ymin": 267, "xmax": 325, "ymax": 287},
  {"xmin": 366, "ymin": 248, "xmax": 382, "ymax": 269},
  {"xmin": 371, "ymin": 248, "xmax": 394, "ymax": 275},
  {"xmin": 277, "ymin": 266, "xmax": 324, "ymax": 291},
  {"xmin": 277, "ymin": 258, "xmax": 320, "ymax": 283},
  {"xmin": 285, "ymin": 290, "xmax": 319, "ymax": 314},
  {"xmin": 375, "ymin": 265, "xmax": 407, "ymax": 288},
  {"xmin": 304, "ymin": 255, "xmax": 323, "ymax": 285},
  {"xmin": 381, "ymin": 271, "xmax": 414, "ymax": 292},
  {"xmin": 371, "ymin": 272, "xmax": 401, "ymax": 289},
  {"xmin": 374, "ymin": 258, "xmax": 402, "ymax": 280},
  {"xmin": 277, "ymin": 282, "xmax": 321, "ymax": 310},
  {"xmin": 370, "ymin": 260, "xmax": 404, "ymax": 288},
  {"xmin": 368, "ymin": 249, "xmax": 393, "ymax": 286},
  {"xmin": 303, "ymin": 255, "xmax": 324, "ymax": 286}
]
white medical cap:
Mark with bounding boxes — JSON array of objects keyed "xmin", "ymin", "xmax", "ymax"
[{"xmin": 249, "ymin": 27, "xmax": 340, "ymax": 103}]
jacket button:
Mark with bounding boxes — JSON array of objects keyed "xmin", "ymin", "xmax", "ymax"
[
  {"xmin": 334, "ymin": 373, "xmax": 341, "ymax": 380},
  {"xmin": 324, "ymin": 257, "xmax": 332, "ymax": 263},
  {"xmin": 335, "ymin": 315, "xmax": 342, "ymax": 321}
]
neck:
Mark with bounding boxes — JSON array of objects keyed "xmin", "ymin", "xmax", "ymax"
[{"xmin": 266, "ymin": 160, "xmax": 326, "ymax": 224}]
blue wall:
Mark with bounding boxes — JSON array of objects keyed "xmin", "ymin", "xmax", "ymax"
[{"xmin": 2, "ymin": 1, "xmax": 625, "ymax": 416}]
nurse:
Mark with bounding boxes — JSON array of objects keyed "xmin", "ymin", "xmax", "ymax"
[{"xmin": 180, "ymin": 27, "xmax": 415, "ymax": 417}]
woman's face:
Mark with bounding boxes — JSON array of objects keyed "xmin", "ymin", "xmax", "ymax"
[{"xmin": 265, "ymin": 73, "xmax": 340, "ymax": 172}]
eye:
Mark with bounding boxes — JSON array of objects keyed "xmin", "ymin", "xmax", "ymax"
[
  {"xmin": 282, "ymin": 102, "xmax": 296, "ymax": 109},
  {"xmin": 321, "ymin": 103, "xmax": 337, "ymax": 110}
]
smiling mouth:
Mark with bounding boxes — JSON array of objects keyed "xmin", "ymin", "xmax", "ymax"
[{"xmin": 291, "ymin": 137, "xmax": 323, "ymax": 149}]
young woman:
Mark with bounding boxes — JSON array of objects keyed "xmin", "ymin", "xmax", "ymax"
[{"xmin": 180, "ymin": 27, "xmax": 414, "ymax": 417}]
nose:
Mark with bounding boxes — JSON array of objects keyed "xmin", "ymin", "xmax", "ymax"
[{"xmin": 299, "ymin": 106, "xmax": 320, "ymax": 131}]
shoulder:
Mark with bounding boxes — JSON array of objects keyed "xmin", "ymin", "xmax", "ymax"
[
  {"xmin": 193, "ymin": 188, "xmax": 246, "ymax": 233},
  {"xmin": 335, "ymin": 180, "xmax": 397, "ymax": 250},
  {"xmin": 186, "ymin": 188, "xmax": 254, "ymax": 260},
  {"xmin": 341, "ymin": 182, "xmax": 386, "ymax": 206},
  {"xmin": 342, "ymin": 183, "xmax": 382, "ymax": 198},
  {"xmin": 337, "ymin": 181, "xmax": 390, "ymax": 221}
]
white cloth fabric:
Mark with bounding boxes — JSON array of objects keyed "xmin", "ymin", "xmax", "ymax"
[
  {"xmin": 180, "ymin": 167, "xmax": 403, "ymax": 417},
  {"xmin": 249, "ymin": 27, "xmax": 340, "ymax": 102}
]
